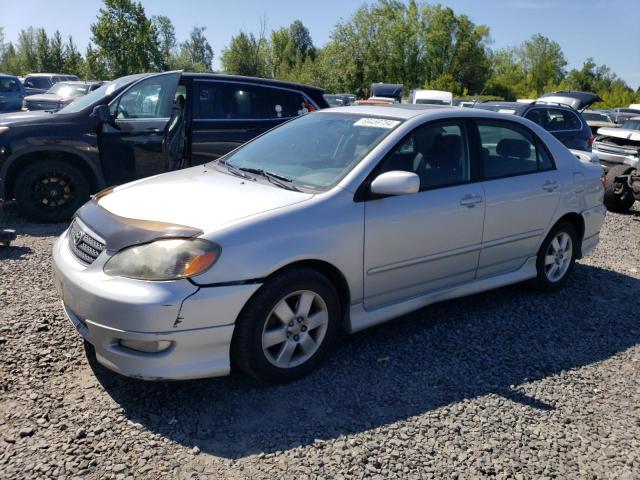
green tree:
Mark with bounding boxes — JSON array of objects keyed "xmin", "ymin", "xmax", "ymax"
[
  {"xmin": 517, "ymin": 34, "xmax": 566, "ymax": 96},
  {"xmin": 49, "ymin": 31, "xmax": 65, "ymax": 73},
  {"xmin": 63, "ymin": 36, "xmax": 85, "ymax": 77},
  {"xmin": 34, "ymin": 28, "xmax": 51, "ymax": 72},
  {"xmin": 221, "ymin": 31, "xmax": 267, "ymax": 76},
  {"xmin": 175, "ymin": 26, "xmax": 214, "ymax": 72},
  {"xmin": 89, "ymin": 0, "xmax": 163, "ymax": 78},
  {"xmin": 152, "ymin": 15, "xmax": 176, "ymax": 69}
]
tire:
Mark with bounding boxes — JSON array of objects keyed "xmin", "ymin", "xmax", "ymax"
[
  {"xmin": 603, "ymin": 165, "xmax": 635, "ymax": 213},
  {"xmin": 14, "ymin": 160, "xmax": 90, "ymax": 223},
  {"xmin": 532, "ymin": 220, "xmax": 578, "ymax": 292},
  {"xmin": 231, "ymin": 268, "xmax": 340, "ymax": 383}
]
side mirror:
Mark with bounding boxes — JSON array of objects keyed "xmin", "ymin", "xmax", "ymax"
[
  {"xmin": 370, "ymin": 171, "xmax": 420, "ymax": 196},
  {"xmin": 91, "ymin": 104, "xmax": 113, "ymax": 124}
]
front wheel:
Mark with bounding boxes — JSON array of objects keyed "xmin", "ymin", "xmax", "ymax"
[
  {"xmin": 14, "ymin": 160, "xmax": 90, "ymax": 223},
  {"xmin": 603, "ymin": 165, "xmax": 635, "ymax": 213},
  {"xmin": 231, "ymin": 268, "xmax": 340, "ymax": 383},
  {"xmin": 532, "ymin": 221, "xmax": 578, "ymax": 292}
]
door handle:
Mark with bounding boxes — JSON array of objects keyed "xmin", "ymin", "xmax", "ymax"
[
  {"xmin": 146, "ymin": 127, "xmax": 162, "ymax": 133},
  {"xmin": 459, "ymin": 194, "xmax": 483, "ymax": 208},
  {"xmin": 542, "ymin": 180, "xmax": 559, "ymax": 192}
]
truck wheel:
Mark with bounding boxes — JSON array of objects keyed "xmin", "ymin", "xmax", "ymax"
[
  {"xmin": 14, "ymin": 160, "xmax": 90, "ymax": 223},
  {"xmin": 603, "ymin": 165, "xmax": 635, "ymax": 213}
]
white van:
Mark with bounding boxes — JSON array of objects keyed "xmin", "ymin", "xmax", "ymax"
[{"xmin": 408, "ymin": 89, "xmax": 453, "ymax": 106}]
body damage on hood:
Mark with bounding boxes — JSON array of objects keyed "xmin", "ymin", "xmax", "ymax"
[{"xmin": 76, "ymin": 199, "xmax": 203, "ymax": 252}]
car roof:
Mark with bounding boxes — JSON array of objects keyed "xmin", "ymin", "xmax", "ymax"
[
  {"xmin": 180, "ymin": 72, "xmax": 324, "ymax": 94},
  {"xmin": 318, "ymin": 104, "xmax": 521, "ymax": 120}
]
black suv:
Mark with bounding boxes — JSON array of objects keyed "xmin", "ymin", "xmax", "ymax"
[
  {"xmin": 0, "ymin": 71, "xmax": 328, "ymax": 221},
  {"xmin": 473, "ymin": 91, "xmax": 600, "ymax": 152}
]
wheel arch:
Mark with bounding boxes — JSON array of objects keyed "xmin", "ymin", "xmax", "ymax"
[
  {"xmin": 5, "ymin": 149, "xmax": 102, "ymax": 200},
  {"xmin": 262, "ymin": 259, "xmax": 352, "ymax": 330},
  {"xmin": 555, "ymin": 212, "xmax": 585, "ymax": 258}
]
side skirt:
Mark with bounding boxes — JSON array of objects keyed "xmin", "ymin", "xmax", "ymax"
[{"xmin": 347, "ymin": 256, "xmax": 538, "ymax": 333}]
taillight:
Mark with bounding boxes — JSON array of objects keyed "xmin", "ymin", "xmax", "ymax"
[
  {"xmin": 303, "ymin": 100, "xmax": 317, "ymax": 112},
  {"xmin": 588, "ymin": 134, "xmax": 594, "ymax": 146}
]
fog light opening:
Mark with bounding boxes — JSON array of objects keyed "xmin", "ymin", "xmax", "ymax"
[{"xmin": 119, "ymin": 339, "xmax": 173, "ymax": 353}]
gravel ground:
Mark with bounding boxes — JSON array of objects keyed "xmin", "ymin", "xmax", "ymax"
[{"xmin": 1, "ymin": 202, "xmax": 639, "ymax": 480}]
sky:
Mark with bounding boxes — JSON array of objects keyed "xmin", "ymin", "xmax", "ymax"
[{"xmin": 1, "ymin": 0, "xmax": 639, "ymax": 89}]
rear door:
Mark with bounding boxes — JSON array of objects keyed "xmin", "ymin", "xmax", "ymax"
[
  {"xmin": 98, "ymin": 72, "xmax": 181, "ymax": 185},
  {"xmin": 190, "ymin": 80, "xmax": 315, "ymax": 165},
  {"xmin": 475, "ymin": 119, "xmax": 561, "ymax": 278}
]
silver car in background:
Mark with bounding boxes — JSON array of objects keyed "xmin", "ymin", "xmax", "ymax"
[{"xmin": 52, "ymin": 105, "xmax": 606, "ymax": 383}]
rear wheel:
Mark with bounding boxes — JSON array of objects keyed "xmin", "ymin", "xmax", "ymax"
[
  {"xmin": 532, "ymin": 220, "xmax": 577, "ymax": 292},
  {"xmin": 14, "ymin": 160, "xmax": 90, "ymax": 223},
  {"xmin": 231, "ymin": 268, "xmax": 340, "ymax": 383},
  {"xmin": 603, "ymin": 165, "xmax": 635, "ymax": 213}
]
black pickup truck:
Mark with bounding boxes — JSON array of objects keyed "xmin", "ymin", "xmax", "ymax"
[{"xmin": 0, "ymin": 71, "xmax": 328, "ymax": 222}]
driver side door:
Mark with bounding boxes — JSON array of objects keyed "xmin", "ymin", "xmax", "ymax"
[{"xmin": 98, "ymin": 72, "xmax": 181, "ymax": 185}]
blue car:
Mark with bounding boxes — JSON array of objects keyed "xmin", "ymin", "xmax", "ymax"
[
  {"xmin": 0, "ymin": 74, "xmax": 25, "ymax": 113},
  {"xmin": 474, "ymin": 91, "xmax": 600, "ymax": 152}
]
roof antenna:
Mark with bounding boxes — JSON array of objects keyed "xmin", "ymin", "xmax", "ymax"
[{"xmin": 472, "ymin": 85, "xmax": 488, "ymax": 107}]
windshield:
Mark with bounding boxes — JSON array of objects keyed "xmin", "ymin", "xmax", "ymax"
[
  {"xmin": 621, "ymin": 119, "xmax": 640, "ymax": 131},
  {"xmin": 57, "ymin": 74, "xmax": 146, "ymax": 114},
  {"xmin": 582, "ymin": 112, "xmax": 609, "ymax": 122},
  {"xmin": 221, "ymin": 112, "xmax": 402, "ymax": 190},
  {"xmin": 48, "ymin": 83, "xmax": 89, "ymax": 97}
]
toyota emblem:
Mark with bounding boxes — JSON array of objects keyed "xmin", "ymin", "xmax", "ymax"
[{"xmin": 74, "ymin": 230, "xmax": 84, "ymax": 246}]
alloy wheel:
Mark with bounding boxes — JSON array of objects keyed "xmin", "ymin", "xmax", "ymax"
[
  {"xmin": 261, "ymin": 290, "xmax": 329, "ymax": 369},
  {"xmin": 544, "ymin": 232, "xmax": 573, "ymax": 282}
]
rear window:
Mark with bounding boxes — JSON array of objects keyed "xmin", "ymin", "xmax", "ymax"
[
  {"xmin": 193, "ymin": 82, "xmax": 311, "ymax": 120},
  {"xmin": 25, "ymin": 76, "xmax": 52, "ymax": 89},
  {"xmin": 525, "ymin": 108, "xmax": 581, "ymax": 131}
]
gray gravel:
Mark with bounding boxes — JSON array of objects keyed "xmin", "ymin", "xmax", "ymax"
[{"xmin": 1, "ymin": 202, "xmax": 639, "ymax": 479}]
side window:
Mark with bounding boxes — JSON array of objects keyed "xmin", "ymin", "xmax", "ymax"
[
  {"xmin": 27, "ymin": 77, "xmax": 51, "ymax": 89},
  {"xmin": 544, "ymin": 108, "xmax": 581, "ymax": 131},
  {"xmin": 112, "ymin": 75, "xmax": 177, "ymax": 119},
  {"xmin": 478, "ymin": 122, "xmax": 549, "ymax": 179},
  {"xmin": 193, "ymin": 82, "xmax": 310, "ymax": 120},
  {"xmin": 379, "ymin": 122, "xmax": 470, "ymax": 191}
]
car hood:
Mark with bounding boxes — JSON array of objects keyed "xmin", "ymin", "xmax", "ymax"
[
  {"xmin": 0, "ymin": 109, "xmax": 54, "ymax": 126},
  {"xmin": 24, "ymin": 93, "xmax": 64, "ymax": 103},
  {"xmin": 537, "ymin": 91, "xmax": 601, "ymax": 111},
  {"xmin": 595, "ymin": 127, "xmax": 640, "ymax": 142},
  {"xmin": 97, "ymin": 166, "xmax": 315, "ymax": 234}
]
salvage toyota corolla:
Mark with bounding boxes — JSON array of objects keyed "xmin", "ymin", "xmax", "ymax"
[{"xmin": 52, "ymin": 105, "xmax": 606, "ymax": 383}]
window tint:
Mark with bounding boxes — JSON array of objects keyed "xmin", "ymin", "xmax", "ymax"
[
  {"xmin": 379, "ymin": 122, "xmax": 470, "ymax": 191},
  {"xmin": 525, "ymin": 108, "xmax": 581, "ymax": 131},
  {"xmin": 26, "ymin": 77, "xmax": 52, "ymax": 89},
  {"xmin": 478, "ymin": 122, "xmax": 552, "ymax": 179},
  {"xmin": 194, "ymin": 82, "xmax": 310, "ymax": 120},
  {"xmin": 112, "ymin": 74, "xmax": 176, "ymax": 119},
  {"xmin": 0, "ymin": 78, "xmax": 20, "ymax": 93}
]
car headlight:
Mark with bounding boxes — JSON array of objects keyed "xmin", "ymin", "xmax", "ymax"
[
  {"xmin": 103, "ymin": 238, "xmax": 221, "ymax": 281},
  {"xmin": 0, "ymin": 126, "xmax": 9, "ymax": 134}
]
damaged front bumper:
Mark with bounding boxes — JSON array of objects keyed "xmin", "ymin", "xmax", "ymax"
[
  {"xmin": 52, "ymin": 230, "xmax": 261, "ymax": 380},
  {"xmin": 592, "ymin": 143, "xmax": 639, "ymax": 171}
]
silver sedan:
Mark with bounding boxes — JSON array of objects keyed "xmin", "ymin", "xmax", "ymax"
[{"xmin": 52, "ymin": 105, "xmax": 606, "ymax": 382}]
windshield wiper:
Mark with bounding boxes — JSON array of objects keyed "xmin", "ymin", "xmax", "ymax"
[
  {"xmin": 237, "ymin": 167, "xmax": 302, "ymax": 192},
  {"xmin": 218, "ymin": 159, "xmax": 253, "ymax": 180}
]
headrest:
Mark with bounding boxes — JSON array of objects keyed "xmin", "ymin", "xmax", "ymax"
[
  {"xmin": 496, "ymin": 138, "xmax": 530, "ymax": 159},
  {"xmin": 432, "ymin": 134, "xmax": 462, "ymax": 159}
]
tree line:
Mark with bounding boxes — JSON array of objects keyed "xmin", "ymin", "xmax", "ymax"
[{"xmin": 1, "ymin": 0, "xmax": 638, "ymax": 108}]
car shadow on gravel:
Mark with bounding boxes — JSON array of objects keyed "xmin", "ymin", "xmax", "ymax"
[
  {"xmin": 0, "ymin": 245, "xmax": 32, "ymax": 260},
  {"xmin": 88, "ymin": 263, "xmax": 640, "ymax": 459}
]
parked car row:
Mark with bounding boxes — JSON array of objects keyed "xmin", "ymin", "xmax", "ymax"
[{"xmin": 0, "ymin": 70, "xmax": 612, "ymax": 383}]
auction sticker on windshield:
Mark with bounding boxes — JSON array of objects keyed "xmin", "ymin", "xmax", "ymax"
[{"xmin": 354, "ymin": 118, "xmax": 401, "ymax": 129}]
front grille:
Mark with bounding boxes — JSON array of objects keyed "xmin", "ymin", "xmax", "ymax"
[{"xmin": 68, "ymin": 219, "xmax": 105, "ymax": 264}]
